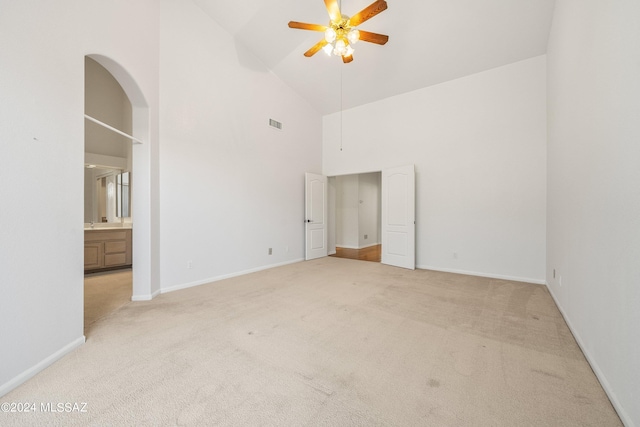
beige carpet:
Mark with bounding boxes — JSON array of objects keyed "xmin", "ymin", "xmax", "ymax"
[
  {"xmin": 2, "ymin": 258, "xmax": 621, "ymax": 426},
  {"xmin": 84, "ymin": 268, "xmax": 132, "ymax": 332}
]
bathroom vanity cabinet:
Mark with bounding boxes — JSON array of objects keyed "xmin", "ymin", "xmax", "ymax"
[{"xmin": 84, "ymin": 229, "xmax": 132, "ymax": 273}]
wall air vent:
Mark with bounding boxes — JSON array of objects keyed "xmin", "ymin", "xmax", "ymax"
[{"xmin": 269, "ymin": 118, "xmax": 283, "ymax": 131}]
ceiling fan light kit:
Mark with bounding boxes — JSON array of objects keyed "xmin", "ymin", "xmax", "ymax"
[{"xmin": 288, "ymin": 0, "xmax": 389, "ymax": 63}]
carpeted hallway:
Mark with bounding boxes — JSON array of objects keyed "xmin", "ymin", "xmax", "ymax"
[
  {"xmin": 2, "ymin": 257, "xmax": 621, "ymax": 426},
  {"xmin": 84, "ymin": 268, "xmax": 132, "ymax": 333}
]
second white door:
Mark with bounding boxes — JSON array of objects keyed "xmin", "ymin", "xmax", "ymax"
[
  {"xmin": 305, "ymin": 173, "xmax": 328, "ymax": 260},
  {"xmin": 381, "ymin": 164, "xmax": 415, "ymax": 270}
]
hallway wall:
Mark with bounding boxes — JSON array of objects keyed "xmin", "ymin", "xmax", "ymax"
[
  {"xmin": 334, "ymin": 173, "xmax": 381, "ymax": 249},
  {"xmin": 0, "ymin": 0, "xmax": 160, "ymax": 395},
  {"xmin": 546, "ymin": 1, "xmax": 640, "ymax": 424}
]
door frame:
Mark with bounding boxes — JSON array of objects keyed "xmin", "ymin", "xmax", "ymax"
[
  {"xmin": 86, "ymin": 54, "xmax": 155, "ymax": 301},
  {"xmin": 325, "ymin": 165, "xmax": 415, "ymax": 269}
]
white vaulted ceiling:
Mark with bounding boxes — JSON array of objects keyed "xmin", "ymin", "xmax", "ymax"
[{"xmin": 192, "ymin": 0, "xmax": 556, "ymax": 114}]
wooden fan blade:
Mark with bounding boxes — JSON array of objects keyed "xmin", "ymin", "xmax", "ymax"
[
  {"xmin": 288, "ymin": 21, "xmax": 328, "ymax": 32},
  {"xmin": 324, "ymin": 0, "xmax": 341, "ymax": 22},
  {"xmin": 304, "ymin": 39, "xmax": 329, "ymax": 57},
  {"xmin": 349, "ymin": 0, "xmax": 388, "ymax": 27},
  {"xmin": 358, "ymin": 30, "xmax": 389, "ymax": 45},
  {"xmin": 342, "ymin": 54, "xmax": 354, "ymax": 63}
]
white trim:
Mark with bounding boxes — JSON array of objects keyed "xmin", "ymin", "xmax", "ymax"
[
  {"xmin": 335, "ymin": 243, "xmax": 380, "ymax": 250},
  {"xmin": 131, "ymin": 288, "xmax": 161, "ymax": 302},
  {"xmin": 417, "ymin": 265, "xmax": 546, "ymax": 285},
  {"xmin": 546, "ymin": 287, "xmax": 632, "ymax": 427},
  {"xmin": 161, "ymin": 258, "xmax": 305, "ymax": 294},
  {"xmin": 335, "ymin": 244, "xmax": 360, "ymax": 250},
  {"xmin": 0, "ymin": 336, "xmax": 85, "ymax": 398},
  {"xmin": 84, "ymin": 114, "xmax": 143, "ymax": 144},
  {"xmin": 359, "ymin": 242, "xmax": 381, "ymax": 249},
  {"xmin": 84, "ymin": 152, "xmax": 127, "ymax": 169}
]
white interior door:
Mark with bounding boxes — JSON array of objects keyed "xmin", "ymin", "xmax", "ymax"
[
  {"xmin": 305, "ymin": 173, "xmax": 328, "ymax": 260},
  {"xmin": 381, "ymin": 165, "xmax": 415, "ymax": 269}
]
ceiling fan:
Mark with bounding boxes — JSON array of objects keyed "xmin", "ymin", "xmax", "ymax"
[{"xmin": 288, "ymin": 0, "xmax": 389, "ymax": 63}]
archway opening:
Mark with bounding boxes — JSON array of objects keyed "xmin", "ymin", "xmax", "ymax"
[{"xmin": 83, "ymin": 54, "xmax": 152, "ymax": 332}]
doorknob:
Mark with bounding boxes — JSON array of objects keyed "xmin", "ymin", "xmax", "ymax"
[{"xmin": 305, "ymin": 219, "xmax": 312, "ymax": 223}]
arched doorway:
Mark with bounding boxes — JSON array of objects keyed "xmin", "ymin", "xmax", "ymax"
[
  {"xmin": 83, "ymin": 54, "xmax": 153, "ymax": 316},
  {"xmin": 84, "ymin": 56, "xmax": 134, "ymax": 329}
]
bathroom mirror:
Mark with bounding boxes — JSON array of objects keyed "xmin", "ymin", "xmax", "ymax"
[
  {"xmin": 116, "ymin": 171, "xmax": 130, "ymax": 218},
  {"xmin": 85, "ymin": 166, "xmax": 131, "ymax": 223}
]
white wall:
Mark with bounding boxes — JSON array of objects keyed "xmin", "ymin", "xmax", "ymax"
[
  {"xmin": 334, "ymin": 173, "xmax": 381, "ymax": 249},
  {"xmin": 327, "ymin": 177, "xmax": 336, "ymax": 254},
  {"xmin": 335, "ymin": 175, "xmax": 360, "ymax": 248},
  {"xmin": 158, "ymin": 0, "xmax": 322, "ymax": 292},
  {"xmin": 358, "ymin": 172, "xmax": 381, "ymax": 248},
  {"xmin": 324, "ymin": 56, "xmax": 547, "ymax": 283},
  {"xmin": 0, "ymin": 0, "xmax": 160, "ymax": 396},
  {"xmin": 546, "ymin": 1, "xmax": 640, "ymax": 425}
]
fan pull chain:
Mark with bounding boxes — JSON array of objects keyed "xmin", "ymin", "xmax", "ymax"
[
  {"xmin": 339, "ymin": 0, "xmax": 343, "ymax": 151},
  {"xmin": 340, "ymin": 64, "xmax": 343, "ymax": 152}
]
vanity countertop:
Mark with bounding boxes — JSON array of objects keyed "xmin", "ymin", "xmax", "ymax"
[{"xmin": 84, "ymin": 224, "xmax": 133, "ymax": 231}]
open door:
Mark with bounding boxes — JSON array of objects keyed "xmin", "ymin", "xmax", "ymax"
[
  {"xmin": 381, "ymin": 165, "xmax": 415, "ymax": 269},
  {"xmin": 305, "ymin": 173, "xmax": 328, "ymax": 260}
]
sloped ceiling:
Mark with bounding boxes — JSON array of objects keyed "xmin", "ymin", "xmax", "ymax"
[{"xmin": 193, "ymin": 0, "xmax": 556, "ymax": 115}]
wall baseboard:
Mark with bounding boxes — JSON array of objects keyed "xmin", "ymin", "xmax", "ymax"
[
  {"xmin": 359, "ymin": 242, "xmax": 381, "ymax": 249},
  {"xmin": 161, "ymin": 258, "xmax": 305, "ymax": 294},
  {"xmin": 131, "ymin": 288, "xmax": 161, "ymax": 302},
  {"xmin": 546, "ymin": 286, "xmax": 633, "ymax": 427},
  {"xmin": 417, "ymin": 265, "xmax": 546, "ymax": 285},
  {"xmin": 0, "ymin": 335, "xmax": 85, "ymax": 398},
  {"xmin": 336, "ymin": 243, "xmax": 381, "ymax": 250}
]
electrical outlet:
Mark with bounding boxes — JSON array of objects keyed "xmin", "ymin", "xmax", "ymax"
[
  {"xmin": 268, "ymin": 248, "xmax": 272, "ymax": 255},
  {"xmin": 285, "ymin": 246, "xmax": 289, "ymax": 252},
  {"xmin": 453, "ymin": 252, "xmax": 458, "ymax": 259},
  {"xmin": 364, "ymin": 234, "xmax": 368, "ymax": 239},
  {"xmin": 187, "ymin": 260, "xmax": 193, "ymax": 269}
]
